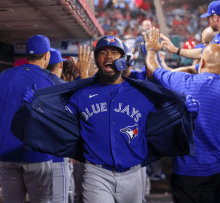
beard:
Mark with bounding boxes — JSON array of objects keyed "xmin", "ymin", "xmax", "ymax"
[
  {"xmin": 121, "ymin": 68, "xmax": 129, "ymax": 77},
  {"xmin": 97, "ymin": 66, "xmax": 121, "ymax": 83}
]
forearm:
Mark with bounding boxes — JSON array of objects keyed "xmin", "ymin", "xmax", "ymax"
[
  {"xmin": 176, "ymin": 48, "xmax": 202, "ymax": 59},
  {"xmin": 160, "ymin": 60, "xmax": 197, "ymax": 74},
  {"xmin": 161, "ymin": 60, "xmax": 173, "ymax": 71},
  {"xmin": 172, "ymin": 66, "xmax": 198, "ymax": 74},
  {"xmin": 146, "ymin": 51, "xmax": 160, "ymax": 79}
]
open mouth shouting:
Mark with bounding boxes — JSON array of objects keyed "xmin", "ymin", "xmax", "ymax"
[{"xmin": 103, "ymin": 62, "xmax": 115, "ymax": 73}]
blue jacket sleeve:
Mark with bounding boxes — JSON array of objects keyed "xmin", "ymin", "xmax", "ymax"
[{"xmin": 153, "ymin": 68, "xmax": 188, "ymax": 91}]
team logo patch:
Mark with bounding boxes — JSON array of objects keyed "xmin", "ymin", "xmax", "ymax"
[
  {"xmin": 120, "ymin": 124, "xmax": 139, "ymax": 143},
  {"xmin": 104, "ymin": 37, "xmax": 115, "ymax": 44}
]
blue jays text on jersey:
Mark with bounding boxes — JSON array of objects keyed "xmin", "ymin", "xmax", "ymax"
[
  {"xmin": 67, "ymin": 80, "xmax": 155, "ymax": 169},
  {"xmin": 80, "ymin": 102, "xmax": 142, "ymax": 123}
]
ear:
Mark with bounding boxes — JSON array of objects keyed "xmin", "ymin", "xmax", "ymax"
[
  {"xmin": 45, "ymin": 52, "xmax": 50, "ymax": 61},
  {"xmin": 217, "ymin": 15, "xmax": 220, "ymax": 22},
  {"xmin": 200, "ymin": 58, "xmax": 205, "ymax": 69},
  {"xmin": 60, "ymin": 61, "xmax": 63, "ymax": 69},
  {"xmin": 213, "ymin": 14, "xmax": 219, "ymax": 22}
]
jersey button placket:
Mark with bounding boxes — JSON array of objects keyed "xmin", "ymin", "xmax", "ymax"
[{"xmin": 110, "ymin": 96, "xmax": 117, "ymax": 165}]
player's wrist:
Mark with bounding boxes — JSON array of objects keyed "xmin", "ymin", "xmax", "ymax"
[
  {"xmin": 79, "ymin": 70, "xmax": 89, "ymax": 79},
  {"xmin": 173, "ymin": 47, "xmax": 179, "ymax": 54},
  {"xmin": 148, "ymin": 50, "xmax": 157, "ymax": 54}
]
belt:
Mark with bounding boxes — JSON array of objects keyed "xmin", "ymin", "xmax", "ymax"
[{"xmin": 86, "ymin": 161, "xmax": 140, "ymax": 173}]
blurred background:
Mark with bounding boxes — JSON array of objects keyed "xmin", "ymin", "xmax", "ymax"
[{"xmin": 0, "ymin": 0, "xmax": 213, "ymax": 74}]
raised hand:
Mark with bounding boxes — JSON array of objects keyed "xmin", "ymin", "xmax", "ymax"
[
  {"xmin": 22, "ymin": 84, "xmax": 37, "ymax": 103},
  {"xmin": 143, "ymin": 27, "xmax": 163, "ymax": 52},
  {"xmin": 74, "ymin": 45, "xmax": 94, "ymax": 79},
  {"xmin": 160, "ymin": 33, "xmax": 178, "ymax": 54}
]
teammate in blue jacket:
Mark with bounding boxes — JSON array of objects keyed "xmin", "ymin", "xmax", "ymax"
[
  {"xmin": 144, "ymin": 27, "xmax": 220, "ymax": 203},
  {"xmin": 0, "ymin": 35, "xmax": 54, "ymax": 203}
]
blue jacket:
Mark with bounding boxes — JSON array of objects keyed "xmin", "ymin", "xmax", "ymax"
[
  {"xmin": 11, "ymin": 76, "xmax": 195, "ymax": 165},
  {"xmin": 0, "ymin": 64, "xmax": 55, "ymax": 162}
]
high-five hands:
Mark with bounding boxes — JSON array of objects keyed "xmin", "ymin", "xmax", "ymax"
[
  {"xmin": 160, "ymin": 33, "xmax": 178, "ymax": 54},
  {"xmin": 143, "ymin": 27, "xmax": 165, "ymax": 52}
]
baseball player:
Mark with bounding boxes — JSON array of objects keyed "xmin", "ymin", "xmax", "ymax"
[
  {"xmin": 0, "ymin": 35, "xmax": 54, "ymax": 203},
  {"xmin": 144, "ymin": 27, "xmax": 220, "ymax": 203},
  {"xmin": 20, "ymin": 35, "xmax": 199, "ymax": 203},
  {"xmin": 72, "ymin": 42, "xmax": 148, "ymax": 203}
]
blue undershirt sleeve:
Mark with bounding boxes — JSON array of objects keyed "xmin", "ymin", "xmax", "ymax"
[
  {"xmin": 65, "ymin": 93, "xmax": 79, "ymax": 116},
  {"xmin": 153, "ymin": 68, "xmax": 188, "ymax": 91}
]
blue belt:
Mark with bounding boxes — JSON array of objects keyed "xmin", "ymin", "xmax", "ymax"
[{"xmin": 87, "ymin": 161, "xmax": 140, "ymax": 173}]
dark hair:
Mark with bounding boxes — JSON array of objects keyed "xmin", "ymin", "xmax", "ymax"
[
  {"xmin": 61, "ymin": 60, "xmax": 79, "ymax": 82},
  {"xmin": 26, "ymin": 53, "xmax": 45, "ymax": 61},
  {"xmin": 47, "ymin": 63, "xmax": 58, "ymax": 72}
]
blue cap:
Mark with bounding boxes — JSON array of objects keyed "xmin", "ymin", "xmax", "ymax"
[
  {"xmin": 49, "ymin": 48, "xmax": 66, "ymax": 65},
  {"xmin": 201, "ymin": 1, "xmax": 220, "ymax": 18},
  {"xmin": 94, "ymin": 36, "xmax": 125, "ymax": 58},
  {"xmin": 26, "ymin": 34, "xmax": 51, "ymax": 55}
]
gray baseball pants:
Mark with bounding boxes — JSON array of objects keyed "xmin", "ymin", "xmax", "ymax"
[
  {"xmin": 83, "ymin": 161, "xmax": 144, "ymax": 203},
  {"xmin": 52, "ymin": 158, "xmax": 70, "ymax": 203},
  {"xmin": 0, "ymin": 160, "xmax": 53, "ymax": 203},
  {"xmin": 69, "ymin": 160, "xmax": 75, "ymax": 203}
]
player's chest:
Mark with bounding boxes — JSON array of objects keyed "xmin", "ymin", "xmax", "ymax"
[{"xmin": 78, "ymin": 90, "xmax": 154, "ymax": 122}]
